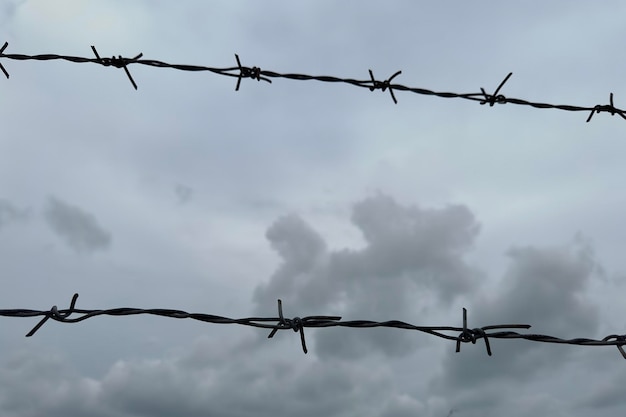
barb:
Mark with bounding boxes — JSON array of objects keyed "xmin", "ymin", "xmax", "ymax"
[
  {"xmin": 480, "ymin": 72, "xmax": 512, "ymax": 106},
  {"xmin": 586, "ymin": 93, "xmax": 626, "ymax": 122},
  {"xmin": 1, "ymin": 42, "xmax": 625, "ymax": 121},
  {"xmin": 91, "ymin": 45, "xmax": 143, "ymax": 90},
  {"xmin": 0, "ymin": 42, "xmax": 9, "ymax": 79},
  {"xmin": 456, "ymin": 308, "xmax": 492, "ymax": 356},
  {"xmin": 368, "ymin": 69, "xmax": 402, "ymax": 104},
  {"xmin": 25, "ymin": 293, "xmax": 79, "ymax": 337},
  {"xmin": 267, "ymin": 299, "xmax": 310, "ymax": 353},
  {"xmin": 234, "ymin": 53, "xmax": 271, "ymax": 91},
  {"xmin": 1, "ymin": 293, "xmax": 625, "ymax": 359}
]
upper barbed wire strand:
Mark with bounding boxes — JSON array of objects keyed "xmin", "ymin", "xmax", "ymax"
[{"xmin": 1, "ymin": 42, "xmax": 625, "ymax": 121}]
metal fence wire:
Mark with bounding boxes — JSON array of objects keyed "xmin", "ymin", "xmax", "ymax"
[
  {"xmin": 1, "ymin": 42, "xmax": 625, "ymax": 122},
  {"xmin": 1, "ymin": 294, "xmax": 625, "ymax": 359},
  {"xmin": 2, "ymin": 43, "xmax": 625, "ymax": 360}
]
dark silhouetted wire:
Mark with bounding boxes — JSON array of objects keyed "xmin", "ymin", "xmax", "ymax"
[
  {"xmin": 1, "ymin": 42, "xmax": 625, "ymax": 122},
  {"xmin": 1, "ymin": 294, "xmax": 625, "ymax": 359}
]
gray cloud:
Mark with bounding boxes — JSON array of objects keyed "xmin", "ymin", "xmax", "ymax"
[
  {"xmin": 254, "ymin": 194, "xmax": 482, "ymax": 359},
  {"xmin": 2, "ymin": 2, "xmax": 625, "ymax": 417},
  {"xmin": 0, "ymin": 195, "xmax": 616, "ymax": 417},
  {"xmin": 487, "ymin": 239, "xmax": 599, "ymax": 335},
  {"xmin": 0, "ymin": 349, "xmax": 105, "ymax": 417},
  {"xmin": 0, "ymin": 198, "xmax": 29, "ymax": 230},
  {"xmin": 0, "ymin": 0, "xmax": 26, "ymax": 23},
  {"xmin": 0, "ymin": 341, "xmax": 397, "ymax": 417},
  {"xmin": 430, "ymin": 237, "xmax": 602, "ymax": 416},
  {"xmin": 578, "ymin": 370, "xmax": 626, "ymax": 410},
  {"xmin": 44, "ymin": 197, "xmax": 112, "ymax": 254},
  {"xmin": 343, "ymin": 194, "xmax": 481, "ymax": 302},
  {"xmin": 175, "ymin": 183, "xmax": 193, "ymax": 204}
]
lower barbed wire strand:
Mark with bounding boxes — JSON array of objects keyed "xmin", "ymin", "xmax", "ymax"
[{"xmin": 1, "ymin": 293, "xmax": 625, "ymax": 358}]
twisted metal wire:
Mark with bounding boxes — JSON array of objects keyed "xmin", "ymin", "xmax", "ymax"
[
  {"xmin": 1, "ymin": 294, "xmax": 625, "ymax": 359},
  {"xmin": 1, "ymin": 42, "xmax": 624, "ymax": 122}
]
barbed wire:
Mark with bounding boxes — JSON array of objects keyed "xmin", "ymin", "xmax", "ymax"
[
  {"xmin": 1, "ymin": 42, "xmax": 625, "ymax": 122},
  {"xmin": 1, "ymin": 293, "xmax": 625, "ymax": 359}
]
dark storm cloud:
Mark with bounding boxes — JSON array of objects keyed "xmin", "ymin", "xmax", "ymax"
[
  {"xmin": 0, "ymin": 350, "xmax": 106, "ymax": 417},
  {"xmin": 0, "ymin": 198, "xmax": 29, "ymax": 229},
  {"xmin": 344, "ymin": 194, "xmax": 480, "ymax": 302},
  {"xmin": 430, "ymin": 237, "xmax": 602, "ymax": 417},
  {"xmin": 44, "ymin": 197, "xmax": 112, "ymax": 254},
  {"xmin": 0, "ymin": 340, "xmax": 397, "ymax": 417},
  {"xmin": 486, "ymin": 239, "xmax": 599, "ymax": 335},
  {"xmin": 578, "ymin": 371, "xmax": 626, "ymax": 410},
  {"xmin": 254, "ymin": 194, "xmax": 482, "ymax": 359}
]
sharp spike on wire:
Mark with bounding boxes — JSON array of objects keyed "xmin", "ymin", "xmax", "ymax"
[
  {"xmin": 25, "ymin": 293, "xmax": 80, "ymax": 337},
  {"xmin": 266, "ymin": 299, "xmax": 308, "ymax": 353},
  {"xmin": 90, "ymin": 45, "xmax": 140, "ymax": 89},
  {"xmin": 267, "ymin": 299, "xmax": 284, "ymax": 339},
  {"xmin": 368, "ymin": 69, "xmax": 402, "ymax": 104},
  {"xmin": 480, "ymin": 72, "xmax": 512, "ymax": 106},
  {"xmin": 1, "ymin": 41, "xmax": 10, "ymax": 79},
  {"xmin": 456, "ymin": 308, "xmax": 468, "ymax": 353}
]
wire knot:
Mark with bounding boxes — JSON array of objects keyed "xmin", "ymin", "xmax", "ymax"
[
  {"xmin": 289, "ymin": 316, "xmax": 304, "ymax": 332},
  {"xmin": 234, "ymin": 54, "xmax": 271, "ymax": 91},
  {"xmin": 480, "ymin": 72, "xmax": 512, "ymax": 106},
  {"xmin": 241, "ymin": 66, "xmax": 262, "ymax": 81},
  {"xmin": 368, "ymin": 69, "xmax": 402, "ymax": 104},
  {"xmin": 102, "ymin": 55, "xmax": 126, "ymax": 68},
  {"xmin": 90, "ymin": 46, "xmax": 142, "ymax": 89},
  {"xmin": 26, "ymin": 293, "xmax": 79, "ymax": 337},
  {"xmin": 480, "ymin": 93, "xmax": 507, "ymax": 106},
  {"xmin": 586, "ymin": 93, "xmax": 626, "ymax": 122},
  {"xmin": 455, "ymin": 308, "xmax": 493, "ymax": 356},
  {"xmin": 602, "ymin": 334, "xmax": 626, "ymax": 359},
  {"xmin": 267, "ymin": 299, "xmax": 309, "ymax": 353}
]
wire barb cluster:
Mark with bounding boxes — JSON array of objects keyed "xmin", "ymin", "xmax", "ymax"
[
  {"xmin": 1, "ymin": 42, "xmax": 625, "ymax": 122},
  {"xmin": 1, "ymin": 293, "xmax": 625, "ymax": 359}
]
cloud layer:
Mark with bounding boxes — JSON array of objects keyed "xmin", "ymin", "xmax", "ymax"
[
  {"xmin": 2, "ymin": 2, "xmax": 625, "ymax": 417},
  {"xmin": 253, "ymin": 194, "xmax": 482, "ymax": 359},
  {"xmin": 0, "ymin": 195, "xmax": 615, "ymax": 417},
  {"xmin": 44, "ymin": 197, "xmax": 111, "ymax": 254},
  {"xmin": 0, "ymin": 198, "xmax": 28, "ymax": 230}
]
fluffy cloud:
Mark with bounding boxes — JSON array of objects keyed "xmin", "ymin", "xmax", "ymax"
[
  {"xmin": 0, "ymin": 340, "xmax": 398, "ymax": 417},
  {"xmin": 430, "ymin": 237, "xmax": 603, "ymax": 417},
  {"xmin": 0, "ymin": 195, "xmax": 617, "ymax": 417},
  {"xmin": 254, "ymin": 194, "xmax": 482, "ymax": 359},
  {"xmin": 44, "ymin": 196, "xmax": 112, "ymax": 254},
  {"xmin": 0, "ymin": 349, "xmax": 103, "ymax": 417}
]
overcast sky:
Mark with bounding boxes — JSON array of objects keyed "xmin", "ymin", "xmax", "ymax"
[{"xmin": 2, "ymin": 1, "xmax": 626, "ymax": 416}]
